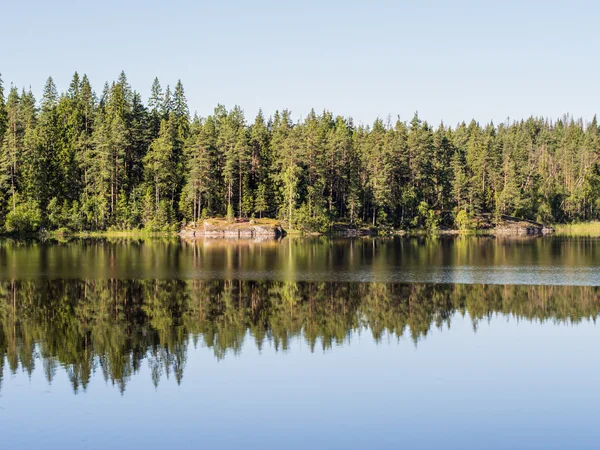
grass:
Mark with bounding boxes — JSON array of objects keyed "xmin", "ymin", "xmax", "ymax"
[
  {"xmin": 552, "ymin": 222, "xmax": 600, "ymax": 237},
  {"xmin": 54, "ymin": 229, "xmax": 177, "ymax": 239}
]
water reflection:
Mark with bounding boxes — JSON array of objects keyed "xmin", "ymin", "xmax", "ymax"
[
  {"xmin": 1, "ymin": 279, "xmax": 598, "ymax": 394},
  {"xmin": 2, "ymin": 236, "xmax": 600, "ymax": 284}
]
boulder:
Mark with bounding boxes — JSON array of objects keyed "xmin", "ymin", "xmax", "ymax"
[{"xmin": 179, "ymin": 220, "xmax": 284, "ymax": 239}]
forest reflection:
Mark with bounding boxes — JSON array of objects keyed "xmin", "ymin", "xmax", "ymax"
[{"xmin": 0, "ymin": 280, "xmax": 598, "ymax": 394}]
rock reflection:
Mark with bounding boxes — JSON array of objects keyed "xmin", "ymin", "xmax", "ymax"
[{"xmin": 0, "ymin": 280, "xmax": 598, "ymax": 394}]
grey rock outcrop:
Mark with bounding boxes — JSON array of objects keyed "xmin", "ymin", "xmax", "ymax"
[{"xmin": 179, "ymin": 221, "xmax": 284, "ymax": 239}]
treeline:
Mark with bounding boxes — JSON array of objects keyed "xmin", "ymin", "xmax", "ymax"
[
  {"xmin": 1, "ymin": 279, "xmax": 598, "ymax": 393},
  {"xmin": 1, "ymin": 72, "xmax": 600, "ymax": 233}
]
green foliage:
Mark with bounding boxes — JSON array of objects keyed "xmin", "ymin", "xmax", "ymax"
[
  {"xmin": 55, "ymin": 227, "xmax": 72, "ymax": 236},
  {"xmin": 1, "ymin": 72, "xmax": 599, "ymax": 235},
  {"xmin": 293, "ymin": 204, "xmax": 331, "ymax": 233},
  {"xmin": 144, "ymin": 200, "xmax": 176, "ymax": 231},
  {"xmin": 68, "ymin": 200, "xmax": 84, "ymax": 231},
  {"xmin": 254, "ymin": 183, "xmax": 268, "ymax": 218},
  {"xmin": 5, "ymin": 199, "xmax": 42, "ymax": 233},
  {"xmin": 415, "ymin": 201, "xmax": 440, "ymax": 231},
  {"xmin": 47, "ymin": 197, "xmax": 62, "ymax": 228},
  {"xmin": 115, "ymin": 191, "xmax": 133, "ymax": 230},
  {"xmin": 455, "ymin": 209, "xmax": 476, "ymax": 231}
]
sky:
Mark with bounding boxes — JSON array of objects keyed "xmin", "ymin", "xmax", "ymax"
[{"xmin": 1, "ymin": 0, "xmax": 598, "ymax": 127}]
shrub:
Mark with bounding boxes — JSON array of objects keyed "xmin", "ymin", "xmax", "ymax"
[
  {"xmin": 455, "ymin": 209, "xmax": 475, "ymax": 231},
  {"xmin": 5, "ymin": 202, "xmax": 42, "ymax": 233},
  {"xmin": 294, "ymin": 204, "xmax": 331, "ymax": 233},
  {"xmin": 415, "ymin": 201, "xmax": 439, "ymax": 232}
]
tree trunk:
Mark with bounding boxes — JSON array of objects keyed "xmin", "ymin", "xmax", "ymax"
[
  {"xmin": 198, "ymin": 190, "xmax": 202, "ymax": 222},
  {"xmin": 115, "ymin": 149, "xmax": 119, "ymax": 217},
  {"xmin": 155, "ymin": 173, "xmax": 159, "ymax": 210},
  {"xmin": 193, "ymin": 185, "xmax": 197, "ymax": 224},
  {"xmin": 239, "ymin": 170, "xmax": 242, "ymax": 218},
  {"xmin": 289, "ymin": 177, "xmax": 293, "ymax": 229}
]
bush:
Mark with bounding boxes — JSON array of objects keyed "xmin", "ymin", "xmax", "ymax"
[
  {"xmin": 455, "ymin": 209, "xmax": 475, "ymax": 231},
  {"xmin": 68, "ymin": 201, "xmax": 84, "ymax": 231},
  {"xmin": 294, "ymin": 204, "xmax": 331, "ymax": 233},
  {"xmin": 47, "ymin": 197, "xmax": 63, "ymax": 229},
  {"xmin": 5, "ymin": 202, "xmax": 42, "ymax": 233},
  {"xmin": 144, "ymin": 200, "xmax": 176, "ymax": 231},
  {"xmin": 414, "ymin": 201, "xmax": 439, "ymax": 232}
]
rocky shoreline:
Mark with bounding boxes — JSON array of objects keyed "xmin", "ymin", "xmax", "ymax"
[
  {"xmin": 481, "ymin": 215, "xmax": 555, "ymax": 237},
  {"xmin": 178, "ymin": 215, "xmax": 555, "ymax": 240},
  {"xmin": 179, "ymin": 220, "xmax": 285, "ymax": 239}
]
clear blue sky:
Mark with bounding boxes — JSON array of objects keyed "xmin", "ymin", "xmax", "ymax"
[{"xmin": 2, "ymin": 0, "xmax": 598, "ymax": 126}]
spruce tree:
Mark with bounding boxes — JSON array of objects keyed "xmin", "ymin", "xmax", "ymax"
[
  {"xmin": 0, "ymin": 74, "xmax": 7, "ymax": 144},
  {"xmin": 144, "ymin": 117, "xmax": 178, "ymax": 222}
]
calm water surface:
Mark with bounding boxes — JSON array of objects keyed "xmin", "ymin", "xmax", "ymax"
[
  {"xmin": 1, "ymin": 236, "xmax": 599, "ymax": 449},
  {"xmin": 2, "ymin": 235, "xmax": 600, "ymax": 284}
]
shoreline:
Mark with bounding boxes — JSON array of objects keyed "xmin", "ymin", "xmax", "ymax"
[{"xmin": 5, "ymin": 219, "xmax": 600, "ymax": 241}]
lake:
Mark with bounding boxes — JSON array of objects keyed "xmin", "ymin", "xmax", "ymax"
[{"xmin": 1, "ymin": 236, "xmax": 600, "ymax": 449}]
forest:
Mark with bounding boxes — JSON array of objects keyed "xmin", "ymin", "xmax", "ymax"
[{"xmin": 1, "ymin": 72, "xmax": 599, "ymax": 234}]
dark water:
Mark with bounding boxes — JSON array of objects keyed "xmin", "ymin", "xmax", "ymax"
[
  {"xmin": 2, "ymin": 235, "xmax": 600, "ymax": 284},
  {"xmin": 1, "ymin": 237, "xmax": 600, "ymax": 449}
]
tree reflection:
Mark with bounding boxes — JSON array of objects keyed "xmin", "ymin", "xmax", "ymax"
[{"xmin": 0, "ymin": 280, "xmax": 598, "ymax": 394}]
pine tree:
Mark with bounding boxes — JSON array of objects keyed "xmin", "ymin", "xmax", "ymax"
[
  {"xmin": 144, "ymin": 117, "xmax": 177, "ymax": 215},
  {"xmin": 408, "ymin": 112, "xmax": 434, "ymax": 207},
  {"xmin": 89, "ymin": 107, "xmax": 111, "ymax": 228},
  {"xmin": 235, "ymin": 126, "xmax": 251, "ymax": 217},
  {"xmin": 303, "ymin": 109, "xmax": 327, "ymax": 216},
  {"xmin": 451, "ymin": 148, "xmax": 469, "ymax": 213},
  {"xmin": 254, "ymin": 182, "xmax": 268, "ymax": 219},
  {"xmin": 328, "ymin": 116, "xmax": 352, "ymax": 216},
  {"xmin": 271, "ymin": 110, "xmax": 302, "ymax": 227},
  {"xmin": 0, "ymin": 74, "xmax": 7, "ymax": 144},
  {"xmin": 218, "ymin": 106, "xmax": 245, "ymax": 215},
  {"xmin": 0, "ymin": 87, "xmax": 21, "ymax": 215},
  {"xmin": 431, "ymin": 123, "xmax": 452, "ymax": 211},
  {"xmin": 128, "ymin": 92, "xmax": 150, "ymax": 194},
  {"xmin": 148, "ymin": 77, "xmax": 163, "ymax": 137},
  {"xmin": 182, "ymin": 119, "xmax": 214, "ymax": 223},
  {"xmin": 249, "ymin": 110, "xmax": 271, "ymax": 214},
  {"xmin": 388, "ymin": 119, "xmax": 410, "ymax": 224},
  {"xmin": 163, "ymin": 85, "xmax": 173, "ymax": 117},
  {"xmin": 79, "ymin": 75, "xmax": 95, "ymax": 207},
  {"xmin": 363, "ymin": 119, "xmax": 393, "ymax": 225},
  {"xmin": 20, "ymin": 89, "xmax": 40, "ymax": 209},
  {"xmin": 103, "ymin": 76, "xmax": 131, "ymax": 222}
]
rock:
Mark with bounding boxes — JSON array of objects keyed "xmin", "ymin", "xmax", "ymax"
[
  {"xmin": 542, "ymin": 226, "xmax": 555, "ymax": 235},
  {"xmin": 179, "ymin": 220, "xmax": 284, "ymax": 239},
  {"xmin": 491, "ymin": 215, "xmax": 554, "ymax": 237}
]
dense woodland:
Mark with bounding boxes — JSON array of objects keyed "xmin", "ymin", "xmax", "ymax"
[
  {"xmin": 1, "ymin": 72, "xmax": 600, "ymax": 233},
  {"xmin": 1, "ymin": 279, "xmax": 598, "ymax": 392}
]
